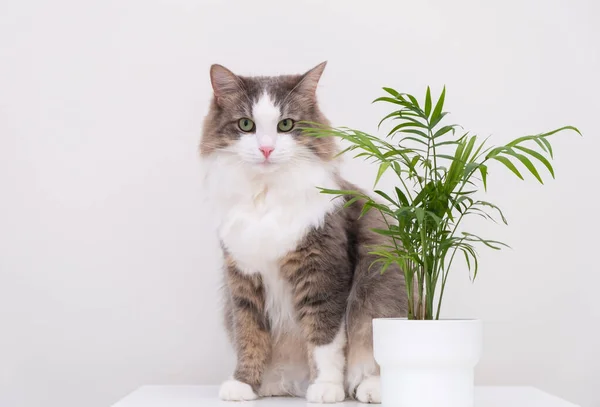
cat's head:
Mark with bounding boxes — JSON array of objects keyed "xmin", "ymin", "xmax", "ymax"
[{"xmin": 200, "ymin": 62, "xmax": 336, "ymax": 170}]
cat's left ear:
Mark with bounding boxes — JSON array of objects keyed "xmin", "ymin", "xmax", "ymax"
[
  {"xmin": 297, "ymin": 61, "xmax": 327, "ymax": 96},
  {"xmin": 210, "ymin": 64, "xmax": 242, "ymax": 101}
]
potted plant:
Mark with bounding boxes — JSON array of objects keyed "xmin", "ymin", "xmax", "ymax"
[{"xmin": 303, "ymin": 87, "xmax": 580, "ymax": 407}]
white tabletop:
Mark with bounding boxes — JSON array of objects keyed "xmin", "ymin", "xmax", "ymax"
[{"xmin": 112, "ymin": 385, "xmax": 579, "ymax": 407}]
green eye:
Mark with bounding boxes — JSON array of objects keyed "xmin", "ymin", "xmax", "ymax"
[
  {"xmin": 238, "ymin": 118, "xmax": 255, "ymax": 132},
  {"xmin": 277, "ymin": 118, "xmax": 295, "ymax": 132}
]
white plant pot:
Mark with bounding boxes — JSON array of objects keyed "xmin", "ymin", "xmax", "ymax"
[{"xmin": 373, "ymin": 318, "xmax": 482, "ymax": 407}]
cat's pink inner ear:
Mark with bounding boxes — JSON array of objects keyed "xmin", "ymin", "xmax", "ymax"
[
  {"xmin": 210, "ymin": 64, "xmax": 240, "ymax": 98},
  {"xmin": 297, "ymin": 61, "xmax": 327, "ymax": 96}
]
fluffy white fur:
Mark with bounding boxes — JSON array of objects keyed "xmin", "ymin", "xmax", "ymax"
[
  {"xmin": 203, "ymin": 143, "xmax": 341, "ymax": 335},
  {"xmin": 356, "ymin": 376, "xmax": 382, "ymax": 404},
  {"xmin": 307, "ymin": 321, "xmax": 347, "ymax": 403},
  {"xmin": 219, "ymin": 379, "xmax": 257, "ymax": 401},
  {"xmin": 347, "ymin": 358, "xmax": 379, "ymax": 398}
]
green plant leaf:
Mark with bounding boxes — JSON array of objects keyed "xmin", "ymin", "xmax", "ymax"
[
  {"xmin": 471, "ymin": 136, "xmax": 491, "ymax": 161},
  {"xmin": 492, "ymin": 156, "xmax": 524, "ymax": 180},
  {"xmin": 318, "ymin": 187, "xmax": 367, "ymax": 198},
  {"xmin": 476, "ymin": 200, "xmax": 508, "ymax": 224},
  {"xmin": 343, "ymin": 196, "xmax": 362, "ymax": 208},
  {"xmin": 533, "ymin": 137, "xmax": 548, "ymax": 153},
  {"xmin": 540, "ymin": 137, "xmax": 553, "ymax": 158},
  {"xmin": 371, "ymin": 228, "xmax": 403, "ymax": 237},
  {"xmin": 435, "ymin": 140, "xmax": 460, "ymax": 147},
  {"xmin": 462, "ymin": 136, "xmax": 478, "ymax": 162},
  {"xmin": 462, "ymin": 232, "xmax": 509, "ymax": 250},
  {"xmin": 479, "ymin": 164, "xmax": 488, "ymax": 191},
  {"xmin": 382, "ymin": 87, "xmax": 400, "ymax": 98},
  {"xmin": 394, "ymin": 206, "xmax": 414, "ymax": 218},
  {"xmin": 395, "ymin": 187, "xmax": 409, "ymax": 206},
  {"xmin": 401, "ymin": 110, "xmax": 425, "ymax": 117},
  {"xmin": 514, "ymin": 145, "xmax": 555, "ymax": 178},
  {"xmin": 505, "ymin": 149, "xmax": 544, "ymax": 183},
  {"xmin": 361, "ymin": 200, "xmax": 394, "ymax": 216},
  {"xmin": 463, "ymin": 247, "xmax": 471, "ymax": 271},
  {"xmin": 400, "ymin": 129, "xmax": 430, "ymax": 139},
  {"xmin": 377, "ymin": 110, "xmax": 402, "ymax": 129},
  {"xmin": 433, "ymin": 125, "xmax": 456, "ymax": 139},
  {"xmin": 463, "ymin": 162, "xmax": 480, "ymax": 179},
  {"xmin": 388, "ymin": 122, "xmax": 427, "ymax": 136},
  {"xmin": 485, "ymin": 146, "xmax": 503, "ymax": 159},
  {"xmin": 509, "ymin": 126, "xmax": 582, "ymax": 146},
  {"xmin": 505, "ymin": 126, "xmax": 580, "ymax": 152},
  {"xmin": 430, "ymin": 86, "xmax": 446, "ymax": 124},
  {"xmin": 415, "ymin": 207, "xmax": 425, "ymax": 225},
  {"xmin": 359, "ymin": 201, "xmax": 374, "ymax": 218},
  {"xmin": 466, "ymin": 208, "xmax": 497, "ymax": 222},
  {"xmin": 445, "ymin": 138, "xmax": 467, "ymax": 187},
  {"xmin": 404, "ymin": 94, "xmax": 420, "ymax": 109},
  {"xmin": 374, "ymin": 189, "xmax": 398, "ymax": 207},
  {"xmin": 460, "ymin": 244, "xmax": 479, "ymax": 280},
  {"xmin": 430, "ymin": 111, "xmax": 449, "ymax": 128},
  {"xmin": 377, "ymin": 111, "xmax": 424, "ymax": 128},
  {"xmin": 400, "ymin": 136, "xmax": 430, "ymax": 146},
  {"xmin": 425, "ymin": 86, "xmax": 432, "ymax": 118},
  {"xmin": 373, "ymin": 97, "xmax": 405, "ymax": 105},
  {"xmin": 409, "ymin": 155, "xmax": 421, "ymax": 168},
  {"xmin": 426, "ymin": 211, "xmax": 442, "ymax": 225},
  {"xmin": 435, "ymin": 154, "xmax": 459, "ymax": 160},
  {"xmin": 374, "ymin": 162, "xmax": 391, "ymax": 187},
  {"xmin": 401, "ymin": 115, "xmax": 428, "ymax": 126}
]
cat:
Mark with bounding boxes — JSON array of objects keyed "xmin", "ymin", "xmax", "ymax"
[{"xmin": 199, "ymin": 62, "xmax": 407, "ymax": 404}]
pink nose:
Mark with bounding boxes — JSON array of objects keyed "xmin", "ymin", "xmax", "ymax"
[{"xmin": 259, "ymin": 146, "xmax": 274, "ymax": 159}]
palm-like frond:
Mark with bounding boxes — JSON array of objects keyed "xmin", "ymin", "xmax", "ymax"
[{"xmin": 301, "ymin": 88, "xmax": 580, "ymax": 320}]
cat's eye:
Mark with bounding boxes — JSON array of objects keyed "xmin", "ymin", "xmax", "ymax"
[
  {"xmin": 238, "ymin": 118, "xmax": 255, "ymax": 132},
  {"xmin": 277, "ymin": 118, "xmax": 295, "ymax": 132}
]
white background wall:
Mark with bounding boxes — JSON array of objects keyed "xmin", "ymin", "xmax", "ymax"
[{"xmin": 1, "ymin": 1, "xmax": 598, "ymax": 406}]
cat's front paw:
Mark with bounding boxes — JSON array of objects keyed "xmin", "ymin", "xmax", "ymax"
[
  {"xmin": 306, "ymin": 382, "xmax": 345, "ymax": 403},
  {"xmin": 219, "ymin": 379, "xmax": 258, "ymax": 401},
  {"xmin": 356, "ymin": 376, "xmax": 381, "ymax": 404}
]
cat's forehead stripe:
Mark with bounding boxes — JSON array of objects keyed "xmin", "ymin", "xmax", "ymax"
[{"xmin": 252, "ymin": 91, "xmax": 280, "ymax": 122}]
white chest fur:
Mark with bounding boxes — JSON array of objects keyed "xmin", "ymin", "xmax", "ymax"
[{"xmin": 202, "ymin": 154, "xmax": 341, "ymax": 332}]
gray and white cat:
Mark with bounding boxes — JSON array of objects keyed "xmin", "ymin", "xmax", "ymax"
[{"xmin": 200, "ymin": 62, "xmax": 407, "ymax": 404}]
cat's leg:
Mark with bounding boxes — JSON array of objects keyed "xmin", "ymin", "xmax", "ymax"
[
  {"xmin": 259, "ymin": 333, "xmax": 310, "ymax": 397},
  {"xmin": 346, "ymin": 314, "xmax": 381, "ymax": 404},
  {"xmin": 219, "ymin": 259, "xmax": 271, "ymax": 401},
  {"xmin": 304, "ymin": 321, "xmax": 347, "ymax": 403},
  {"xmin": 281, "ymin": 227, "xmax": 353, "ymax": 404}
]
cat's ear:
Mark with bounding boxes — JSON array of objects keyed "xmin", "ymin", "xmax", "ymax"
[
  {"xmin": 210, "ymin": 64, "xmax": 242, "ymax": 100},
  {"xmin": 297, "ymin": 61, "xmax": 327, "ymax": 96}
]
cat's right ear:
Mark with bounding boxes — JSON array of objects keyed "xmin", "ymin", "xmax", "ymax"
[{"xmin": 210, "ymin": 64, "xmax": 241, "ymax": 102}]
